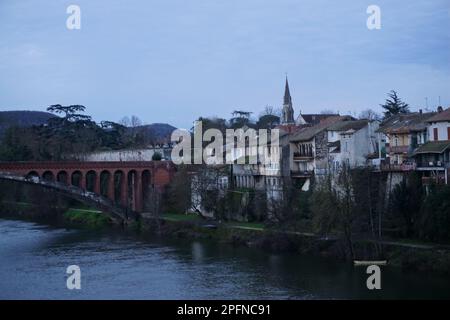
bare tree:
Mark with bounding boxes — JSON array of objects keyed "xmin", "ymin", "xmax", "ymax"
[
  {"xmin": 359, "ymin": 109, "xmax": 381, "ymax": 121},
  {"xmin": 119, "ymin": 116, "xmax": 131, "ymax": 127},
  {"xmin": 261, "ymin": 105, "xmax": 281, "ymax": 117},
  {"xmin": 190, "ymin": 165, "xmax": 227, "ymax": 218},
  {"xmin": 131, "ymin": 115, "xmax": 143, "ymax": 127}
]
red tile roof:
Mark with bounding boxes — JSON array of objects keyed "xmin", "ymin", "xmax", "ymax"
[{"xmin": 426, "ymin": 108, "xmax": 450, "ymax": 123}]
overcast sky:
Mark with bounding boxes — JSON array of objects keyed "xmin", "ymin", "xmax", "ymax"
[{"xmin": 1, "ymin": 0, "xmax": 449, "ymax": 128}]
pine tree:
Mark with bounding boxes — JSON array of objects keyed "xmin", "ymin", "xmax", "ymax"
[{"xmin": 380, "ymin": 90, "xmax": 410, "ymax": 119}]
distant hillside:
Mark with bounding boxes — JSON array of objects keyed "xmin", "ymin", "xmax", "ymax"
[
  {"xmin": 0, "ymin": 111, "xmax": 56, "ymax": 137},
  {"xmin": 135, "ymin": 123, "xmax": 177, "ymax": 143}
]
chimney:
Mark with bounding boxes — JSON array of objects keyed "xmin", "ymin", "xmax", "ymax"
[
  {"xmin": 437, "ymin": 106, "xmax": 443, "ymax": 113},
  {"xmin": 419, "ymin": 109, "xmax": 422, "ymax": 114}
]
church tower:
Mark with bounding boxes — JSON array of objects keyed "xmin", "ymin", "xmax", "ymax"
[{"xmin": 281, "ymin": 76, "xmax": 295, "ymax": 124}]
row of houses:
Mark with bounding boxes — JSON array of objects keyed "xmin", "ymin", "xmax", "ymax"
[
  {"xmin": 231, "ymin": 79, "xmax": 450, "ymax": 199},
  {"xmin": 379, "ymin": 106, "xmax": 450, "ymax": 185}
]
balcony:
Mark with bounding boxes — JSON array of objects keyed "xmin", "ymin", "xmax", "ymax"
[
  {"xmin": 387, "ymin": 145, "xmax": 409, "ymax": 154},
  {"xmin": 380, "ymin": 163, "xmax": 416, "ymax": 172},
  {"xmin": 416, "ymin": 161, "xmax": 449, "ymax": 170},
  {"xmin": 293, "ymin": 152, "xmax": 313, "ymax": 161},
  {"xmin": 422, "ymin": 176, "xmax": 446, "ymax": 185},
  {"xmin": 290, "ymin": 170, "xmax": 313, "ymax": 178}
]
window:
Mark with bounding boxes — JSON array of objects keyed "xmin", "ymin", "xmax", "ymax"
[{"xmin": 434, "ymin": 127, "xmax": 438, "ymax": 141}]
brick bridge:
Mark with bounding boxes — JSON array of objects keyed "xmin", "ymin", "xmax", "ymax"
[{"xmin": 0, "ymin": 161, "xmax": 175, "ymax": 220}]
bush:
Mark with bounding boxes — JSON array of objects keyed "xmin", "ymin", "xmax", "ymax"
[
  {"xmin": 152, "ymin": 152, "xmax": 162, "ymax": 161},
  {"xmin": 418, "ymin": 185, "xmax": 450, "ymax": 242}
]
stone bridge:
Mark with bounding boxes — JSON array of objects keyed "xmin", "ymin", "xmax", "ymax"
[{"xmin": 0, "ymin": 161, "xmax": 175, "ymax": 222}]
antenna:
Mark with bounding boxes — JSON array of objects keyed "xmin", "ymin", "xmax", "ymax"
[
  {"xmin": 438, "ymin": 96, "xmax": 441, "ymax": 106},
  {"xmin": 425, "ymin": 97, "xmax": 428, "ymax": 108}
]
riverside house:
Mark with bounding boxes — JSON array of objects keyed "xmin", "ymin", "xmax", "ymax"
[
  {"xmin": 377, "ymin": 111, "xmax": 435, "ymax": 171},
  {"xmin": 414, "ymin": 107, "xmax": 450, "ymax": 185}
]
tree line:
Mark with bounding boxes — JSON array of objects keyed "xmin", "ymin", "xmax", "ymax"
[{"xmin": 0, "ymin": 105, "xmax": 156, "ymax": 161}]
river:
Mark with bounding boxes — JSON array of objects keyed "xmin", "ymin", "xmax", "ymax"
[{"xmin": 0, "ymin": 218, "xmax": 449, "ymax": 299}]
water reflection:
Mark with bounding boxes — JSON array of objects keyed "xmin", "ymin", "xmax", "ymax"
[{"xmin": 0, "ymin": 218, "xmax": 449, "ymax": 300}]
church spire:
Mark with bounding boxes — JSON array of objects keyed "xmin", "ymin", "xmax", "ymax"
[
  {"xmin": 281, "ymin": 76, "xmax": 295, "ymax": 124},
  {"xmin": 284, "ymin": 76, "xmax": 292, "ymax": 106}
]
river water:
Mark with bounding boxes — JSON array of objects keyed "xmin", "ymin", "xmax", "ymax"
[{"xmin": 0, "ymin": 218, "xmax": 449, "ymax": 299}]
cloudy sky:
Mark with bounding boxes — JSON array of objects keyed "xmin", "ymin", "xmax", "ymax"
[{"xmin": 0, "ymin": 0, "xmax": 449, "ymax": 128}]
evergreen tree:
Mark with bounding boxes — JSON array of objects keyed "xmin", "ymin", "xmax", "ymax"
[{"xmin": 380, "ymin": 90, "xmax": 410, "ymax": 119}]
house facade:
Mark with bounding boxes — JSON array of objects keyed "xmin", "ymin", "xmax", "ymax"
[
  {"xmin": 326, "ymin": 119, "xmax": 379, "ymax": 172},
  {"xmin": 414, "ymin": 107, "xmax": 450, "ymax": 185},
  {"xmin": 289, "ymin": 116, "xmax": 349, "ymax": 190},
  {"xmin": 377, "ymin": 111, "xmax": 435, "ymax": 170}
]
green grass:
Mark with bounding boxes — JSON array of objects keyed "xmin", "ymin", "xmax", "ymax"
[
  {"xmin": 226, "ymin": 221, "xmax": 265, "ymax": 230},
  {"xmin": 161, "ymin": 213, "xmax": 202, "ymax": 222},
  {"xmin": 2, "ymin": 200, "xmax": 34, "ymax": 210},
  {"xmin": 63, "ymin": 208, "xmax": 110, "ymax": 227}
]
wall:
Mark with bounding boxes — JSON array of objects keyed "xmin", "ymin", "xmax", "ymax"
[
  {"xmin": 428, "ymin": 121, "xmax": 450, "ymax": 141},
  {"xmin": 71, "ymin": 147, "xmax": 173, "ymax": 161}
]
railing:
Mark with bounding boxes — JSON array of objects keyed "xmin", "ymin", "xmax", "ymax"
[
  {"xmin": 416, "ymin": 161, "xmax": 450, "ymax": 168},
  {"xmin": 422, "ymin": 176, "xmax": 446, "ymax": 185},
  {"xmin": 380, "ymin": 163, "xmax": 416, "ymax": 172},
  {"xmin": 290, "ymin": 170, "xmax": 313, "ymax": 177},
  {"xmin": 386, "ymin": 145, "xmax": 409, "ymax": 154},
  {"xmin": 293, "ymin": 152, "xmax": 313, "ymax": 160}
]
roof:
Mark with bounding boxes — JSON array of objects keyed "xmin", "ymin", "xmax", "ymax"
[
  {"xmin": 426, "ymin": 108, "xmax": 450, "ymax": 123},
  {"xmin": 298, "ymin": 114, "xmax": 338, "ymax": 125},
  {"xmin": 275, "ymin": 124, "xmax": 302, "ymax": 135},
  {"xmin": 328, "ymin": 140, "xmax": 341, "ymax": 153},
  {"xmin": 378, "ymin": 112, "xmax": 435, "ymax": 134},
  {"xmin": 290, "ymin": 116, "xmax": 349, "ymax": 142},
  {"xmin": 414, "ymin": 141, "xmax": 450, "ymax": 154},
  {"xmin": 327, "ymin": 119, "xmax": 369, "ymax": 132}
]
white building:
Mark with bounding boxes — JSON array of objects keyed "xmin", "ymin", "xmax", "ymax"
[{"xmin": 326, "ymin": 119, "xmax": 379, "ymax": 171}]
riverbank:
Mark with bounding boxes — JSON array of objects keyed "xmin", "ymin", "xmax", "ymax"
[
  {"xmin": 0, "ymin": 201, "xmax": 112, "ymax": 228},
  {"xmin": 2, "ymin": 201, "xmax": 450, "ymax": 276},
  {"xmin": 141, "ymin": 214, "xmax": 450, "ymax": 276}
]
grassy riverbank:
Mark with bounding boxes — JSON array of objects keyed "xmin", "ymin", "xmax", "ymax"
[
  {"xmin": 0, "ymin": 201, "xmax": 112, "ymax": 228},
  {"xmin": 63, "ymin": 208, "xmax": 111, "ymax": 228},
  {"xmin": 144, "ymin": 213, "xmax": 450, "ymax": 276}
]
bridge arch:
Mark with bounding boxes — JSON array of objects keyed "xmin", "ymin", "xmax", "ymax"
[
  {"xmin": 99, "ymin": 170, "xmax": 112, "ymax": 198},
  {"xmin": 57, "ymin": 171, "xmax": 68, "ymax": 185},
  {"xmin": 0, "ymin": 172, "xmax": 138, "ymax": 223},
  {"xmin": 127, "ymin": 170, "xmax": 140, "ymax": 211},
  {"xmin": 85, "ymin": 170, "xmax": 98, "ymax": 193},
  {"xmin": 26, "ymin": 171, "xmax": 39, "ymax": 179},
  {"xmin": 71, "ymin": 170, "xmax": 83, "ymax": 188},
  {"xmin": 114, "ymin": 170, "xmax": 126, "ymax": 206},
  {"xmin": 42, "ymin": 170, "xmax": 55, "ymax": 182},
  {"xmin": 142, "ymin": 169, "xmax": 152, "ymax": 212}
]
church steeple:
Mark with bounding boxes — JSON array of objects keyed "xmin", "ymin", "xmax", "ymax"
[
  {"xmin": 284, "ymin": 77, "xmax": 292, "ymax": 106},
  {"xmin": 281, "ymin": 76, "xmax": 295, "ymax": 124}
]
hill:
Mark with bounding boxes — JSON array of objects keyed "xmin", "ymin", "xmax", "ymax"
[
  {"xmin": 0, "ymin": 110, "xmax": 56, "ymax": 137},
  {"xmin": 136, "ymin": 123, "xmax": 177, "ymax": 143}
]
